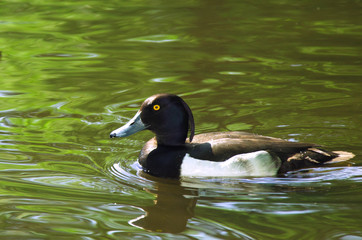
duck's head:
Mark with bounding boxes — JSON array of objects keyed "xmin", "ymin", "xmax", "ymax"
[{"xmin": 110, "ymin": 94, "xmax": 195, "ymax": 146}]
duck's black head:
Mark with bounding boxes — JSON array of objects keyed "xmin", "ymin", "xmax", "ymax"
[{"xmin": 110, "ymin": 94, "xmax": 195, "ymax": 146}]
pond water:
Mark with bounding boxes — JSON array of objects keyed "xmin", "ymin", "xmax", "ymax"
[{"xmin": 1, "ymin": 0, "xmax": 361, "ymax": 239}]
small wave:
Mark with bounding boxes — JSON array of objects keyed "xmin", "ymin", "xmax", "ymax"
[{"xmin": 108, "ymin": 161, "xmax": 155, "ymax": 190}]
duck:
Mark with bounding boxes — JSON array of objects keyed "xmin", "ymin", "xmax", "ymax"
[{"xmin": 110, "ymin": 94, "xmax": 354, "ymax": 178}]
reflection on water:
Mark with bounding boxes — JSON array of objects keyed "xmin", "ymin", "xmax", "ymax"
[
  {"xmin": 109, "ymin": 162, "xmax": 362, "ymax": 236},
  {"xmin": 129, "ymin": 179, "xmax": 197, "ymax": 233}
]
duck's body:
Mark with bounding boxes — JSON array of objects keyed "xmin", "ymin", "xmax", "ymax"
[{"xmin": 110, "ymin": 94, "xmax": 354, "ymax": 178}]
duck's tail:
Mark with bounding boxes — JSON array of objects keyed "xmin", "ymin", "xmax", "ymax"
[
  {"xmin": 325, "ymin": 151, "xmax": 355, "ymax": 164},
  {"xmin": 278, "ymin": 148, "xmax": 355, "ymax": 174}
]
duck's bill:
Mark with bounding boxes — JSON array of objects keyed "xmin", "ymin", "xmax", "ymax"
[{"xmin": 110, "ymin": 111, "xmax": 147, "ymax": 138}]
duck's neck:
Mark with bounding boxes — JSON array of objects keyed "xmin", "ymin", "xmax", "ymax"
[{"xmin": 156, "ymin": 131, "xmax": 187, "ymax": 146}]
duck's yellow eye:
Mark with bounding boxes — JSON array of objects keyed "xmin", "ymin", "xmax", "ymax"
[{"xmin": 153, "ymin": 104, "xmax": 160, "ymax": 111}]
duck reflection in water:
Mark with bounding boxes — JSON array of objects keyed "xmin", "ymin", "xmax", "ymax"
[{"xmin": 129, "ymin": 173, "xmax": 198, "ymax": 233}]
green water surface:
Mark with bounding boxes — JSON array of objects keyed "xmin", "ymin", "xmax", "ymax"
[{"xmin": 0, "ymin": 0, "xmax": 361, "ymax": 239}]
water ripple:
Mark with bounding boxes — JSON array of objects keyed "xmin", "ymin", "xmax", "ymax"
[
  {"xmin": 108, "ymin": 161, "xmax": 155, "ymax": 190},
  {"xmin": 35, "ymin": 52, "xmax": 100, "ymax": 59}
]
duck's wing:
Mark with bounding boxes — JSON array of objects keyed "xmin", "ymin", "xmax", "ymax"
[{"xmin": 189, "ymin": 132, "xmax": 316, "ymax": 161}]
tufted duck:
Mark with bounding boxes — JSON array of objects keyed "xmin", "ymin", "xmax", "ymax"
[{"xmin": 110, "ymin": 94, "xmax": 354, "ymax": 178}]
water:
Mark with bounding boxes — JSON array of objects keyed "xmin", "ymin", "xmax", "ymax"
[{"xmin": 1, "ymin": 0, "xmax": 361, "ymax": 239}]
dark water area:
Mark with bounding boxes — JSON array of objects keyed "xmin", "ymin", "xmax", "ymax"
[{"xmin": 0, "ymin": 0, "xmax": 361, "ymax": 239}]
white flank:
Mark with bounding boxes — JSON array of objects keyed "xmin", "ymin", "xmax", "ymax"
[{"xmin": 180, "ymin": 150, "xmax": 281, "ymax": 177}]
